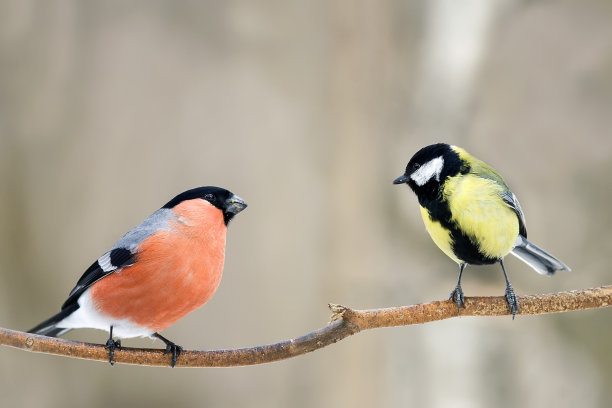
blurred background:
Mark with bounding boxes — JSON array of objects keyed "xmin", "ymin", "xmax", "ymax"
[{"xmin": 1, "ymin": 1, "xmax": 611, "ymax": 407}]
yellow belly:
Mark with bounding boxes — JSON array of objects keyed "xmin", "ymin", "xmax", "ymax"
[
  {"xmin": 420, "ymin": 174, "xmax": 519, "ymax": 263},
  {"xmin": 420, "ymin": 206, "xmax": 461, "ymax": 263}
]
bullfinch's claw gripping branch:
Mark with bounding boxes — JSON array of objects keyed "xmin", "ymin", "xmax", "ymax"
[{"xmin": 2, "ymin": 286, "xmax": 611, "ymax": 367}]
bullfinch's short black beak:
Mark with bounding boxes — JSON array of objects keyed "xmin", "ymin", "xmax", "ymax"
[
  {"xmin": 393, "ymin": 174, "xmax": 409, "ymax": 185},
  {"xmin": 225, "ymin": 195, "xmax": 248, "ymax": 215}
]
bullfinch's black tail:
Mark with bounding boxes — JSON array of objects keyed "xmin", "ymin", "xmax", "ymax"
[
  {"xmin": 28, "ymin": 303, "xmax": 78, "ymax": 337},
  {"xmin": 510, "ymin": 235, "xmax": 571, "ymax": 276}
]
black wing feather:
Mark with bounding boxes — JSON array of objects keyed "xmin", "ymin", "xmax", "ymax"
[
  {"xmin": 28, "ymin": 302, "xmax": 79, "ymax": 336},
  {"xmin": 29, "ymin": 247, "xmax": 135, "ymax": 336},
  {"xmin": 61, "ymin": 248, "xmax": 135, "ymax": 309}
]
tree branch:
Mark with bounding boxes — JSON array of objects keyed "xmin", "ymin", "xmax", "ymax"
[{"xmin": 2, "ymin": 285, "xmax": 610, "ymax": 367}]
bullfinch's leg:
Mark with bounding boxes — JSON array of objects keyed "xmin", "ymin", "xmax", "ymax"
[
  {"xmin": 449, "ymin": 263, "xmax": 467, "ymax": 311},
  {"xmin": 153, "ymin": 332, "xmax": 183, "ymax": 368},
  {"xmin": 104, "ymin": 325, "xmax": 121, "ymax": 366},
  {"xmin": 500, "ymin": 259, "xmax": 520, "ymax": 319}
]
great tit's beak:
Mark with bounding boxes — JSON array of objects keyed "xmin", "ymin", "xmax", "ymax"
[
  {"xmin": 225, "ymin": 195, "xmax": 248, "ymax": 214},
  {"xmin": 393, "ymin": 174, "xmax": 409, "ymax": 185}
]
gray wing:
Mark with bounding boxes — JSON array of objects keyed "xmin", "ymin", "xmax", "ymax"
[{"xmin": 502, "ymin": 191, "xmax": 527, "ymax": 238}]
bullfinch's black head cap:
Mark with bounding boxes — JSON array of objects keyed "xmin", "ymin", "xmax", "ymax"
[
  {"xmin": 393, "ymin": 143, "xmax": 463, "ymax": 202},
  {"xmin": 163, "ymin": 186, "xmax": 247, "ymax": 225}
]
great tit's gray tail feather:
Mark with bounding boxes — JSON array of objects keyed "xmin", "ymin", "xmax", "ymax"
[
  {"xmin": 510, "ymin": 235, "xmax": 571, "ymax": 276},
  {"xmin": 28, "ymin": 303, "xmax": 78, "ymax": 337}
]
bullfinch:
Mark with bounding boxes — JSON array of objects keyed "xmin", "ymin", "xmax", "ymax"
[{"xmin": 29, "ymin": 186, "xmax": 247, "ymax": 367}]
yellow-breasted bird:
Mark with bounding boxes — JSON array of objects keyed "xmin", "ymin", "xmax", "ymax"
[{"xmin": 393, "ymin": 143, "xmax": 570, "ymax": 317}]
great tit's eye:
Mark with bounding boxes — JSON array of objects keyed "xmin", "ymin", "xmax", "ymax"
[
  {"xmin": 413, "ymin": 163, "xmax": 421, "ymax": 170},
  {"xmin": 204, "ymin": 193, "xmax": 214, "ymax": 201}
]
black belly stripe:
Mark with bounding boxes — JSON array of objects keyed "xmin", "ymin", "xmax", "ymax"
[{"xmin": 421, "ymin": 196, "xmax": 499, "ymax": 265}]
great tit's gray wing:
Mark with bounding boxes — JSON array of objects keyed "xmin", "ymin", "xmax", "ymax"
[{"xmin": 502, "ymin": 191, "xmax": 527, "ymax": 238}]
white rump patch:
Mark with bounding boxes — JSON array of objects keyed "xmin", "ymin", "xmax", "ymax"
[
  {"xmin": 59, "ymin": 290, "xmax": 153, "ymax": 338},
  {"xmin": 410, "ymin": 156, "xmax": 444, "ymax": 186}
]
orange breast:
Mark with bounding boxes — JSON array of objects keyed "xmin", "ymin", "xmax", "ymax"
[{"xmin": 89, "ymin": 201, "xmax": 227, "ymax": 332}]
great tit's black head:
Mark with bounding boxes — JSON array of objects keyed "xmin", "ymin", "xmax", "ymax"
[
  {"xmin": 393, "ymin": 143, "xmax": 463, "ymax": 200},
  {"xmin": 163, "ymin": 186, "xmax": 247, "ymax": 224}
]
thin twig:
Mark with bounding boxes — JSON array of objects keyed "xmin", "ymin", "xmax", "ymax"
[{"xmin": 1, "ymin": 285, "xmax": 610, "ymax": 367}]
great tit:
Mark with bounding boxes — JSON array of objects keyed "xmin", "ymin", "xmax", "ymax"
[{"xmin": 393, "ymin": 143, "xmax": 570, "ymax": 317}]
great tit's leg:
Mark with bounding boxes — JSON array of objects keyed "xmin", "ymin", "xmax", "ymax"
[
  {"xmin": 153, "ymin": 332, "xmax": 183, "ymax": 368},
  {"xmin": 449, "ymin": 263, "xmax": 467, "ymax": 311},
  {"xmin": 104, "ymin": 325, "xmax": 121, "ymax": 366},
  {"xmin": 500, "ymin": 259, "xmax": 520, "ymax": 319}
]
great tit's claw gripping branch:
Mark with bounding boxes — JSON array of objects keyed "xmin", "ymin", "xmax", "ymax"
[
  {"xmin": 504, "ymin": 284, "xmax": 520, "ymax": 320},
  {"xmin": 449, "ymin": 286, "xmax": 466, "ymax": 312},
  {"xmin": 1, "ymin": 286, "xmax": 610, "ymax": 367}
]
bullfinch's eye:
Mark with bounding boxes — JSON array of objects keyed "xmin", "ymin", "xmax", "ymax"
[{"xmin": 204, "ymin": 194, "xmax": 214, "ymax": 201}]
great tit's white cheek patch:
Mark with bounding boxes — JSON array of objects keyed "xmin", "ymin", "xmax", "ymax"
[{"xmin": 410, "ymin": 156, "xmax": 444, "ymax": 186}]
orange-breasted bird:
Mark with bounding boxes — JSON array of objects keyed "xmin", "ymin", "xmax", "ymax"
[{"xmin": 29, "ymin": 186, "xmax": 247, "ymax": 366}]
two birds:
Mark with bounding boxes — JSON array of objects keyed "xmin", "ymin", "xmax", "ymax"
[{"xmin": 29, "ymin": 143, "xmax": 569, "ymax": 366}]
